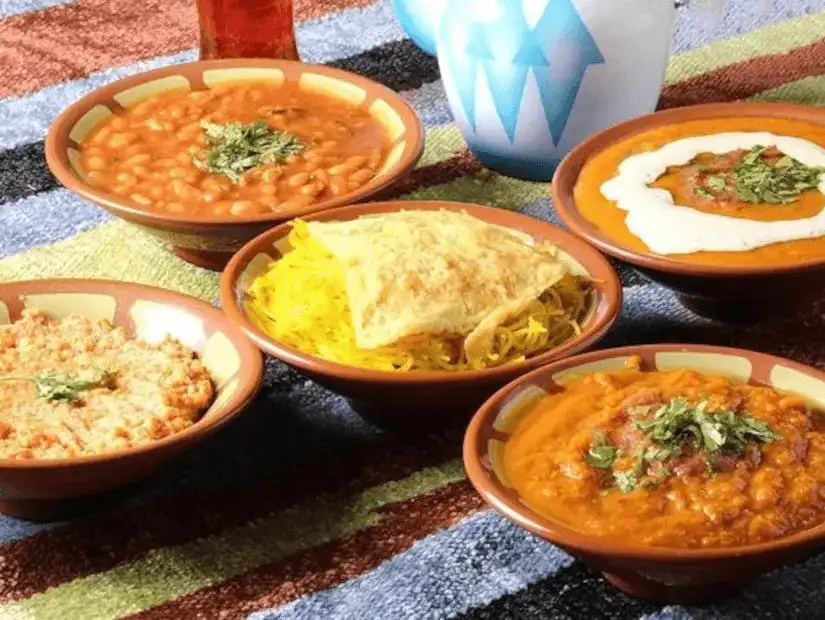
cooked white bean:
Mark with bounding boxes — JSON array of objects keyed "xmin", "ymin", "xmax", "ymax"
[
  {"xmin": 288, "ymin": 172, "xmax": 310, "ymax": 187},
  {"xmin": 349, "ymin": 168, "xmax": 375, "ymax": 184},
  {"xmin": 85, "ymin": 156, "xmax": 108, "ymax": 171},
  {"xmin": 115, "ymin": 172, "xmax": 137, "ymax": 187},
  {"xmin": 107, "ymin": 133, "xmax": 137, "ymax": 149},
  {"xmin": 230, "ymin": 200, "xmax": 257, "ymax": 216},
  {"xmin": 122, "ymin": 153, "xmax": 151, "ymax": 168},
  {"xmin": 130, "ymin": 193, "xmax": 152, "ymax": 206}
]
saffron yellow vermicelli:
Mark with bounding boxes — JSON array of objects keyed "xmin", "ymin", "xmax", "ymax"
[{"xmin": 245, "ymin": 220, "xmax": 594, "ymax": 372}]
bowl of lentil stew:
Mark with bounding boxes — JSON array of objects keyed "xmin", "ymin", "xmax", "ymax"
[
  {"xmin": 0, "ymin": 279, "xmax": 263, "ymax": 521},
  {"xmin": 45, "ymin": 59, "xmax": 424, "ymax": 270},
  {"xmin": 464, "ymin": 344, "xmax": 825, "ymax": 603}
]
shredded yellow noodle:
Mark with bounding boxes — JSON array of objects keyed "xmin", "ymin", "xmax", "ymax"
[{"xmin": 245, "ymin": 220, "xmax": 594, "ymax": 372}]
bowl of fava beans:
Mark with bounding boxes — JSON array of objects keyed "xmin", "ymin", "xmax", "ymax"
[{"xmin": 45, "ymin": 59, "xmax": 424, "ymax": 270}]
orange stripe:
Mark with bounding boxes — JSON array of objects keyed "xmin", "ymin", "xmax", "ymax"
[
  {"xmin": 658, "ymin": 38, "xmax": 825, "ymax": 109},
  {"xmin": 0, "ymin": 0, "xmax": 374, "ymax": 99}
]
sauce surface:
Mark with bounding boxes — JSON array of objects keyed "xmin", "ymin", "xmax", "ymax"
[
  {"xmin": 574, "ymin": 118, "xmax": 825, "ymax": 266},
  {"xmin": 79, "ymin": 81, "xmax": 388, "ymax": 218},
  {"xmin": 503, "ymin": 360, "xmax": 825, "ymax": 548}
]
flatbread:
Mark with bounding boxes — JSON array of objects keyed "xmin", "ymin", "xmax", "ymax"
[{"xmin": 305, "ymin": 210, "xmax": 568, "ymax": 360}]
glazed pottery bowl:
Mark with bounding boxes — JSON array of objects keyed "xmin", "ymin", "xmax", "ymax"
[
  {"xmin": 464, "ymin": 344, "xmax": 825, "ymax": 604},
  {"xmin": 220, "ymin": 200, "xmax": 621, "ymax": 429},
  {"xmin": 0, "ymin": 279, "xmax": 264, "ymax": 521},
  {"xmin": 552, "ymin": 102, "xmax": 825, "ymax": 322},
  {"xmin": 45, "ymin": 58, "xmax": 424, "ymax": 271}
]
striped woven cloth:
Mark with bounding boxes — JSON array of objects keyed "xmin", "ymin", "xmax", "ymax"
[{"xmin": 2, "ymin": 0, "xmax": 825, "ymax": 618}]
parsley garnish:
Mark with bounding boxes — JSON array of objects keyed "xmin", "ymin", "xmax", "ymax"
[
  {"xmin": 694, "ymin": 145, "xmax": 825, "ymax": 204},
  {"xmin": 194, "ymin": 120, "xmax": 305, "ymax": 183},
  {"xmin": 635, "ymin": 398, "xmax": 781, "ymax": 453},
  {"xmin": 0, "ymin": 368, "xmax": 115, "ymax": 404},
  {"xmin": 584, "ymin": 432, "xmax": 619, "ymax": 469},
  {"xmin": 581, "ymin": 397, "xmax": 781, "ymax": 493}
]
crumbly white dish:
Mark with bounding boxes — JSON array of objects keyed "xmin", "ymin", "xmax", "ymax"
[{"xmin": 0, "ymin": 310, "xmax": 214, "ymax": 460}]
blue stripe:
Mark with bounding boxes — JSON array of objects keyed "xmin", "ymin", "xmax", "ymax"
[
  {"xmin": 672, "ymin": 0, "xmax": 825, "ymax": 54},
  {"xmin": 0, "ymin": 189, "xmax": 113, "ymax": 258},
  {"xmin": 249, "ymin": 510, "xmax": 574, "ymax": 620},
  {"xmin": 0, "ymin": 0, "xmax": 73, "ymax": 18}
]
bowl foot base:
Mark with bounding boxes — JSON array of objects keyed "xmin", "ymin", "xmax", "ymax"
[
  {"xmin": 0, "ymin": 484, "xmax": 142, "ymax": 522},
  {"xmin": 172, "ymin": 246, "xmax": 233, "ymax": 271},
  {"xmin": 602, "ymin": 570, "xmax": 744, "ymax": 604}
]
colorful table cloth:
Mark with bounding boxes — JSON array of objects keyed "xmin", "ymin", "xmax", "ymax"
[{"xmin": 1, "ymin": 0, "xmax": 825, "ymax": 618}]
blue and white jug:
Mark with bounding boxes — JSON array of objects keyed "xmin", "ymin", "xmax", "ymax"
[{"xmin": 433, "ymin": 0, "xmax": 677, "ymax": 181}]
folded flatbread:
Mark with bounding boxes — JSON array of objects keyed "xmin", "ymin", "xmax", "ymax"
[{"xmin": 305, "ymin": 210, "xmax": 568, "ymax": 360}]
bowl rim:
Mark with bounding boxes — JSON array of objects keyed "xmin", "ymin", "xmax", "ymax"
[
  {"xmin": 551, "ymin": 101, "xmax": 825, "ymax": 277},
  {"xmin": 0, "ymin": 278, "xmax": 265, "ymax": 470},
  {"xmin": 219, "ymin": 199, "xmax": 623, "ymax": 385},
  {"xmin": 463, "ymin": 342, "xmax": 825, "ymax": 562},
  {"xmin": 44, "ymin": 57, "xmax": 425, "ymax": 228}
]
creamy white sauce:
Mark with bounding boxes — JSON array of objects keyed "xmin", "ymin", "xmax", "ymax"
[{"xmin": 600, "ymin": 132, "xmax": 825, "ymax": 254}]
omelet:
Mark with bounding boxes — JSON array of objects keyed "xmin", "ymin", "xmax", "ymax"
[{"xmin": 305, "ymin": 210, "xmax": 569, "ymax": 360}]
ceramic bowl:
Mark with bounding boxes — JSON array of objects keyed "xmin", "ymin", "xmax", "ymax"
[
  {"xmin": 0, "ymin": 279, "xmax": 264, "ymax": 521},
  {"xmin": 45, "ymin": 58, "xmax": 424, "ymax": 271},
  {"xmin": 220, "ymin": 200, "xmax": 621, "ymax": 428},
  {"xmin": 552, "ymin": 102, "xmax": 825, "ymax": 322},
  {"xmin": 464, "ymin": 343, "xmax": 825, "ymax": 604}
]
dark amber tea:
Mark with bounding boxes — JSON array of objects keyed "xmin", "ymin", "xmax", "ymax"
[{"xmin": 196, "ymin": 0, "xmax": 299, "ymax": 60}]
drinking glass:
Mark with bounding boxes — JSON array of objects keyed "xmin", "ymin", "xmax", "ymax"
[{"xmin": 196, "ymin": 0, "xmax": 299, "ymax": 60}]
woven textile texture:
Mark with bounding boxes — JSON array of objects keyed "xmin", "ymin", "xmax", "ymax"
[{"xmin": 2, "ymin": 0, "xmax": 825, "ymax": 618}]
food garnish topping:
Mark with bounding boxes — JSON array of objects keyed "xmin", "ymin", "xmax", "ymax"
[
  {"xmin": 584, "ymin": 397, "xmax": 781, "ymax": 493},
  {"xmin": 193, "ymin": 120, "xmax": 305, "ymax": 182},
  {"xmin": 691, "ymin": 145, "xmax": 825, "ymax": 205},
  {"xmin": 0, "ymin": 367, "xmax": 115, "ymax": 404}
]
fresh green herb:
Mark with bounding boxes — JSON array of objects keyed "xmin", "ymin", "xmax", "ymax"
[
  {"xmin": 693, "ymin": 186, "xmax": 715, "ymax": 200},
  {"xmin": 584, "ymin": 433, "xmax": 619, "ymax": 469},
  {"xmin": 194, "ymin": 120, "xmax": 305, "ymax": 182},
  {"xmin": 694, "ymin": 146, "xmax": 825, "ymax": 204},
  {"xmin": 581, "ymin": 397, "xmax": 781, "ymax": 494},
  {"xmin": 705, "ymin": 174, "xmax": 728, "ymax": 192},
  {"xmin": 635, "ymin": 398, "xmax": 781, "ymax": 454},
  {"xmin": 613, "ymin": 445, "xmax": 647, "ymax": 493},
  {"xmin": 0, "ymin": 368, "xmax": 114, "ymax": 404}
]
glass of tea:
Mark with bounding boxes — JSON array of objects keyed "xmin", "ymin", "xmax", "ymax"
[{"xmin": 195, "ymin": 0, "xmax": 299, "ymax": 60}]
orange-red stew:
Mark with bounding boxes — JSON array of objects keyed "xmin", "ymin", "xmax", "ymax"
[
  {"xmin": 504, "ymin": 357, "xmax": 825, "ymax": 548},
  {"xmin": 79, "ymin": 81, "xmax": 388, "ymax": 217}
]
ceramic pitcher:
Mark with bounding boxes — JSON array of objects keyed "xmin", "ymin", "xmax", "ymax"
[
  {"xmin": 434, "ymin": 0, "xmax": 677, "ymax": 181},
  {"xmin": 391, "ymin": 0, "xmax": 447, "ymax": 55}
]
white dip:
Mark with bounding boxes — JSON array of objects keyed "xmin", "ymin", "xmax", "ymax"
[{"xmin": 600, "ymin": 132, "xmax": 825, "ymax": 254}]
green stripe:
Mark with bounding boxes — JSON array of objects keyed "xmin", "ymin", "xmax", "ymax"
[
  {"xmin": 666, "ymin": 10, "xmax": 825, "ymax": 84},
  {"xmin": 0, "ymin": 221, "xmax": 221, "ymax": 300},
  {"xmin": 748, "ymin": 75, "xmax": 825, "ymax": 107},
  {"xmin": 0, "ymin": 460, "xmax": 466, "ymax": 620},
  {"xmin": 401, "ymin": 172, "xmax": 548, "ymax": 211},
  {"xmin": 416, "ymin": 123, "xmax": 464, "ymax": 166}
]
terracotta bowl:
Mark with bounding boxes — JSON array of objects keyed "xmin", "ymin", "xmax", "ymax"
[
  {"xmin": 464, "ymin": 343, "xmax": 825, "ymax": 604},
  {"xmin": 0, "ymin": 279, "xmax": 264, "ymax": 521},
  {"xmin": 220, "ymin": 200, "xmax": 621, "ymax": 429},
  {"xmin": 552, "ymin": 102, "xmax": 825, "ymax": 322},
  {"xmin": 45, "ymin": 58, "xmax": 424, "ymax": 271}
]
